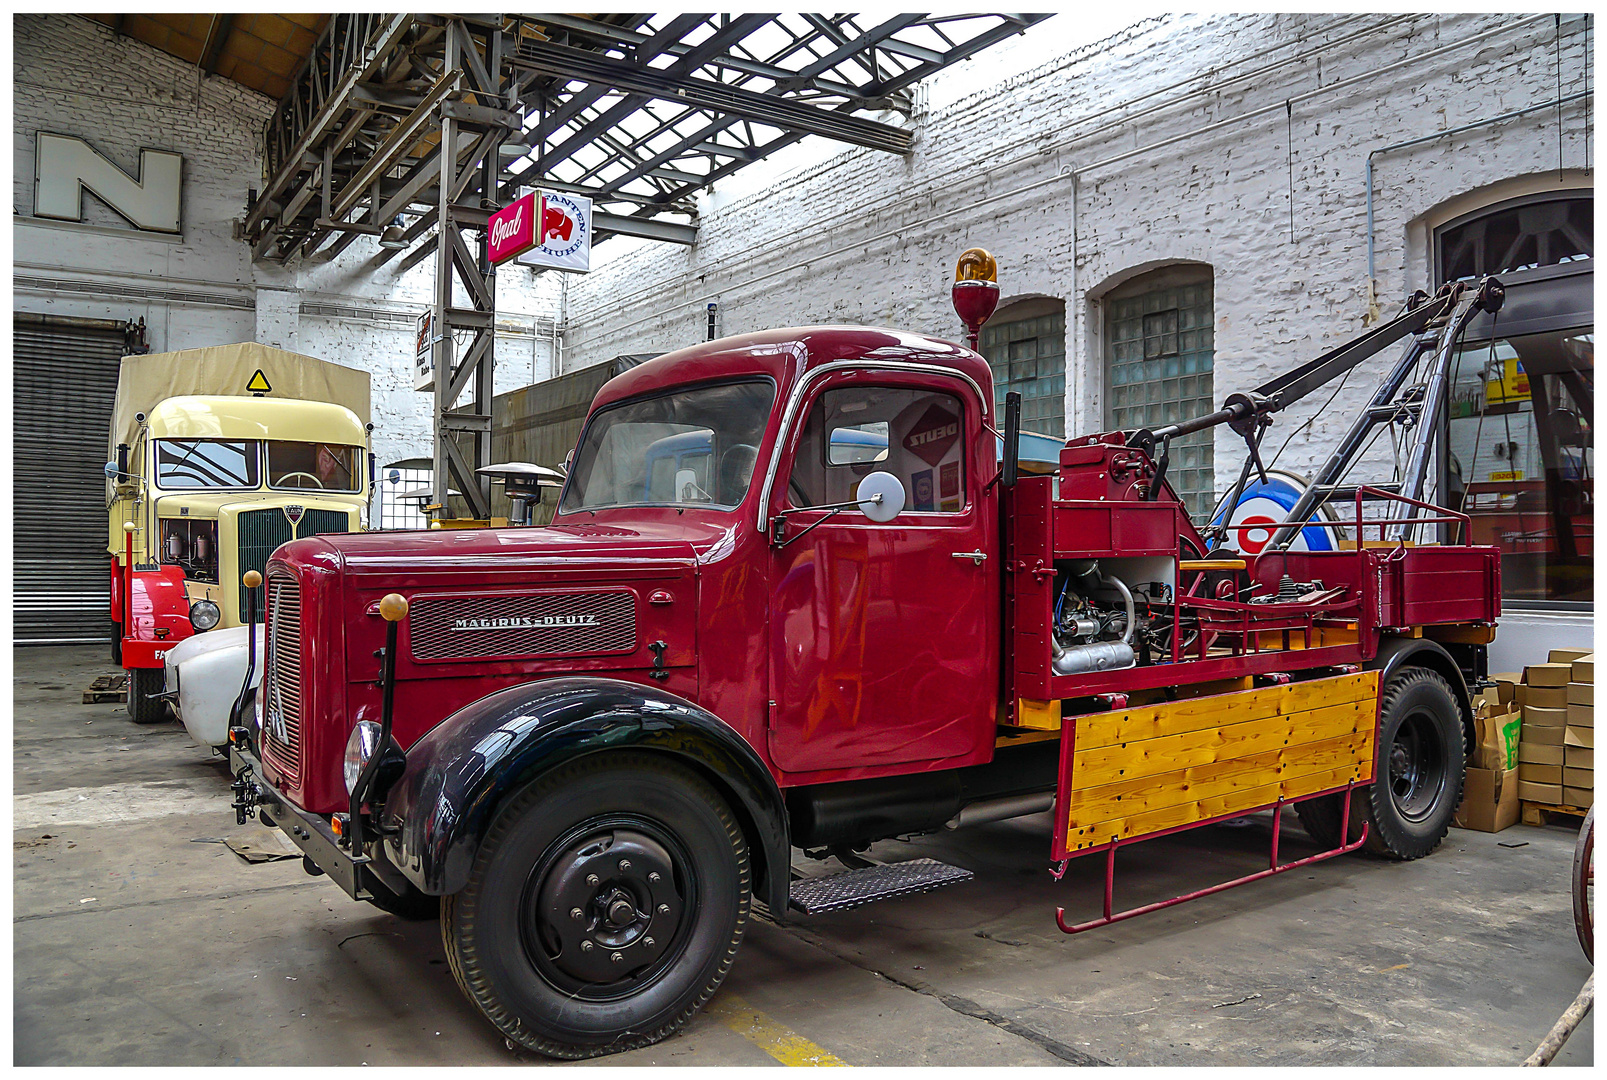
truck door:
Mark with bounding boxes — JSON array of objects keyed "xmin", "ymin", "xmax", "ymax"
[{"xmin": 766, "ymin": 371, "xmax": 998, "ymax": 774}]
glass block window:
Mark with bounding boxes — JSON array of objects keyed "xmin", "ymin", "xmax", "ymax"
[
  {"xmin": 1105, "ymin": 267, "xmax": 1215, "ymax": 519},
  {"xmin": 979, "ymin": 299, "xmax": 1065, "ymax": 438}
]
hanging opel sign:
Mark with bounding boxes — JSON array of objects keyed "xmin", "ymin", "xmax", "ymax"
[{"xmin": 514, "ymin": 188, "xmax": 593, "ymax": 273}]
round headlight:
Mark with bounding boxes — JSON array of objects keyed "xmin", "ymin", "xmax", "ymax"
[
  {"xmin": 189, "ymin": 599, "xmax": 221, "ymax": 632},
  {"xmin": 343, "ymin": 720, "xmax": 383, "ymax": 794}
]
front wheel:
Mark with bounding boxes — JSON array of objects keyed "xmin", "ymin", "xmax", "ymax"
[
  {"xmin": 1295, "ymin": 667, "xmax": 1464, "ymax": 860},
  {"xmin": 126, "ymin": 667, "xmax": 168, "ymax": 724},
  {"xmin": 442, "ymin": 752, "xmax": 750, "ymax": 1059}
]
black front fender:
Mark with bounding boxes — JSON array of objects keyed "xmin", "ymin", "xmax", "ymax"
[{"xmin": 380, "ymin": 677, "xmax": 790, "ymax": 919}]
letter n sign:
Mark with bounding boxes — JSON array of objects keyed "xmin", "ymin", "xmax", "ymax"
[{"xmin": 34, "ymin": 133, "xmax": 183, "ymax": 234}]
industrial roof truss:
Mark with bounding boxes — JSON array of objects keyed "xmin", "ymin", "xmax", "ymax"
[{"xmin": 239, "ymin": 12, "xmax": 1047, "ymax": 518}]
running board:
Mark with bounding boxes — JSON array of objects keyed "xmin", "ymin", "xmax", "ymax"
[{"xmin": 788, "ymin": 858, "xmax": 973, "ymax": 915}]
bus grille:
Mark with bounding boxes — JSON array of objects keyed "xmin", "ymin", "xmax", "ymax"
[
  {"xmin": 262, "ymin": 573, "xmax": 303, "ymax": 782},
  {"xmin": 237, "ymin": 508, "xmax": 349, "ymax": 619}
]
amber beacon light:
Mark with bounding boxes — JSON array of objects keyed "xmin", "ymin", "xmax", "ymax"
[{"xmin": 951, "ymin": 247, "xmax": 1000, "ymax": 350}]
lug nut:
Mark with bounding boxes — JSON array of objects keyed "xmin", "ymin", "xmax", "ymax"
[
  {"xmin": 611, "ymin": 951, "xmax": 624, "ymax": 964},
  {"xmin": 647, "ymin": 871, "xmax": 661, "ymax": 883},
  {"xmin": 570, "ymin": 907, "xmax": 584, "ymax": 920},
  {"xmin": 586, "ymin": 873, "xmax": 600, "ymax": 886},
  {"xmin": 618, "ymin": 858, "xmax": 632, "ymax": 871},
  {"xmin": 580, "ymin": 941, "xmax": 594, "ymax": 952},
  {"xmin": 657, "ymin": 904, "xmax": 669, "ymax": 914},
  {"xmin": 643, "ymin": 936, "xmax": 655, "ymax": 947}
]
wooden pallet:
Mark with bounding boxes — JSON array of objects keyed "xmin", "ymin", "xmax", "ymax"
[
  {"xmin": 83, "ymin": 674, "xmax": 127, "ymax": 704},
  {"xmin": 1521, "ymin": 801, "xmax": 1590, "ymax": 828}
]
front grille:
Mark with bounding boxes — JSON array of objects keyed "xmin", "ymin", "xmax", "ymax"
[
  {"xmin": 262, "ymin": 574, "xmax": 303, "ymax": 782},
  {"xmin": 409, "ymin": 591, "xmax": 637, "ymax": 661},
  {"xmin": 237, "ymin": 508, "xmax": 350, "ymax": 619}
]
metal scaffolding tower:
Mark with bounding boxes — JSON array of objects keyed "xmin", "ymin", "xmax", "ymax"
[{"xmin": 240, "ymin": 13, "xmax": 1050, "ymax": 518}]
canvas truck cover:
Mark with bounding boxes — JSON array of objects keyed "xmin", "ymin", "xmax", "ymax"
[{"xmin": 110, "ymin": 342, "xmax": 371, "ymax": 456}]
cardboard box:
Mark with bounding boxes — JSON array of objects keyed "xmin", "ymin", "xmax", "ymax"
[
  {"xmin": 1521, "ymin": 722, "xmax": 1566, "ymax": 746},
  {"xmin": 1573, "ymin": 655, "xmax": 1594, "ymax": 683},
  {"xmin": 1515, "ymin": 684, "xmax": 1528, "ymax": 710},
  {"xmin": 1490, "ymin": 674, "xmax": 1522, "ymax": 705},
  {"xmin": 1526, "ymin": 685, "xmax": 1571, "ymax": 709},
  {"xmin": 1565, "ymin": 726, "xmax": 1594, "ymax": 749},
  {"xmin": 1563, "ymin": 766, "xmax": 1592, "ymax": 788},
  {"xmin": 1526, "ymin": 663, "xmax": 1573, "ymax": 687},
  {"xmin": 1568, "ymin": 681, "xmax": 1594, "ymax": 706},
  {"xmin": 1454, "ymin": 766, "xmax": 1520, "ymax": 833},
  {"xmin": 1550, "ymin": 648, "xmax": 1594, "ymax": 664},
  {"xmin": 1524, "ymin": 705, "xmax": 1570, "ymax": 728},
  {"xmin": 1564, "ymin": 786, "xmax": 1594, "ymax": 809},
  {"xmin": 1565, "ymin": 745, "xmax": 1594, "ymax": 769},
  {"xmin": 1519, "ymin": 762, "xmax": 1563, "ymax": 785},
  {"xmin": 1519, "ymin": 780, "xmax": 1563, "ymax": 803},
  {"xmin": 1567, "ymin": 702, "xmax": 1593, "ymax": 728},
  {"xmin": 1519, "ymin": 742, "xmax": 1565, "ymax": 765}
]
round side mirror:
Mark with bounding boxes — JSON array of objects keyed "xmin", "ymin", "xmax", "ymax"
[
  {"xmin": 855, "ymin": 471, "xmax": 906, "ymax": 523},
  {"xmin": 104, "ymin": 461, "xmax": 121, "ymax": 480}
]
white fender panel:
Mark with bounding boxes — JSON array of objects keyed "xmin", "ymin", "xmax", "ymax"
[{"xmin": 164, "ymin": 625, "xmax": 265, "ymax": 747}]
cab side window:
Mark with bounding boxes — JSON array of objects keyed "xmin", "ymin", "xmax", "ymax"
[{"xmin": 787, "ymin": 386, "xmax": 967, "ymax": 513}]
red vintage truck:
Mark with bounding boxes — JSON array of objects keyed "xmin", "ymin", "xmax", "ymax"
[{"xmin": 228, "ymin": 263, "xmax": 1504, "ymax": 1059}]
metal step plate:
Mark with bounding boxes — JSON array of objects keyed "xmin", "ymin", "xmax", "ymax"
[{"xmin": 788, "ymin": 858, "xmax": 973, "ymax": 915}]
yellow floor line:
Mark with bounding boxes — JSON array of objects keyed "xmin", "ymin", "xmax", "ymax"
[{"xmin": 705, "ymin": 992, "xmax": 850, "ymax": 1066}]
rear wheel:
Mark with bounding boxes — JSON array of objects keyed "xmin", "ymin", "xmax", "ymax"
[
  {"xmin": 1295, "ymin": 667, "xmax": 1464, "ymax": 860},
  {"xmin": 125, "ymin": 667, "xmax": 167, "ymax": 724},
  {"xmin": 442, "ymin": 752, "xmax": 750, "ymax": 1059}
]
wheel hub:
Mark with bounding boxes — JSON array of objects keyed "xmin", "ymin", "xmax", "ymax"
[{"xmin": 533, "ymin": 828, "xmax": 683, "ymax": 986}]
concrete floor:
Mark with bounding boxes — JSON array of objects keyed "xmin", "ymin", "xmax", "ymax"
[{"xmin": 14, "ymin": 645, "xmax": 1595, "ymax": 1066}]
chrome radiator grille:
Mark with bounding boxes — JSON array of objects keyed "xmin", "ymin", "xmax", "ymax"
[
  {"xmin": 262, "ymin": 574, "xmax": 303, "ymax": 781},
  {"xmin": 408, "ymin": 591, "xmax": 637, "ymax": 661}
]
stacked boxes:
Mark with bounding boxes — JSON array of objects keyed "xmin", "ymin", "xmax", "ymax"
[
  {"xmin": 1516, "ymin": 651, "xmax": 1593, "ymax": 808},
  {"xmin": 1564, "ymin": 653, "xmax": 1593, "ymax": 808},
  {"xmin": 1455, "ymin": 674, "xmax": 1522, "ymax": 832}
]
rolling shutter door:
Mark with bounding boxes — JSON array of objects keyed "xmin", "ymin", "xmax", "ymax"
[{"xmin": 14, "ymin": 315, "xmax": 130, "ymax": 644}]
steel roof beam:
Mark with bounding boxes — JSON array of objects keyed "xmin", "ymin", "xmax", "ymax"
[
  {"xmin": 508, "ymin": 40, "xmax": 913, "ymax": 155},
  {"xmin": 592, "ymin": 211, "xmax": 697, "ymax": 245}
]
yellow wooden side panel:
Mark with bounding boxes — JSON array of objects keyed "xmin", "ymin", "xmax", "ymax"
[{"xmin": 1062, "ymin": 672, "xmax": 1378, "ymax": 854}]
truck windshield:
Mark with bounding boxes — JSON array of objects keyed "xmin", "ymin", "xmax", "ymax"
[
  {"xmin": 562, "ymin": 379, "xmax": 775, "ymax": 512},
  {"xmin": 267, "ymin": 442, "xmax": 360, "ymax": 492},
  {"xmin": 155, "ymin": 439, "xmax": 258, "ymax": 489}
]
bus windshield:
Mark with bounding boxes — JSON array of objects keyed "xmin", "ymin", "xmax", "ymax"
[{"xmin": 155, "ymin": 439, "xmax": 258, "ymax": 489}]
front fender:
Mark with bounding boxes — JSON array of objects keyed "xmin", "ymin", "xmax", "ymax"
[{"xmin": 380, "ymin": 677, "xmax": 790, "ymax": 919}]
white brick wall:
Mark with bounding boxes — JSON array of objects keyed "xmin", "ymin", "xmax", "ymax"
[
  {"xmin": 560, "ymin": 12, "xmax": 1593, "ymax": 493},
  {"xmin": 12, "ymin": 14, "xmax": 561, "ymax": 468}
]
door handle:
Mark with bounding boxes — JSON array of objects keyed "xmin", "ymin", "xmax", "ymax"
[{"xmin": 952, "ymin": 550, "xmax": 988, "ymax": 565}]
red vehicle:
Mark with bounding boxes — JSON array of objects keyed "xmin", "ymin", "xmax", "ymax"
[{"xmin": 229, "ymin": 263, "xmax": 1504, "ymax": 1059}]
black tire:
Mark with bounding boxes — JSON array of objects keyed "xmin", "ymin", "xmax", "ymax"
[
  {"xmin": 442, "ymin": 752, "xmax": 750, "ymax": 1059},
  {"xmin": 110, "ymin": 621, "xmax": 123, "ymax": 666},
  {"xmin": 126, "ymin": 667, "xmax": 168, "ymax": 724},
  {"xmin": 364, "ymin": 875, "xmax": 441, "ymax": 921},
  {"xmin": 1295, "ymin": 667, "xmax": 1464, "ymax": 860}
]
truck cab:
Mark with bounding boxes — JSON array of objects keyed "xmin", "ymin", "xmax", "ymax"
[
  {"xmin": 107, "ymin": 343, "xmax": 371, "ymax": 721},
  {"xmin": 230, "ymin": 315, "xmax": 1500, "ymax": 1060}
]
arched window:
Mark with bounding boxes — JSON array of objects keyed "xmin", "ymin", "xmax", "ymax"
[
  {"xmin": 1104, "ymin": 265, "xmax": 1215, "ymax": 518},
  {"xmin": 979, "ymin": 297, "xmax": 1065, "ymax": 438},
  {"xmin": 1438, "ymin": 193, "xmax": 1592, "ymax": 283}
]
